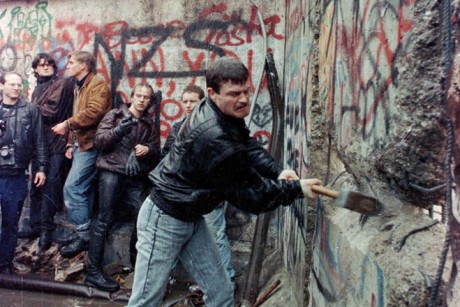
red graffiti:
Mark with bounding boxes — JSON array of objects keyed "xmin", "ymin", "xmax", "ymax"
[
  {"xmin": 199, "ymin": 3, "xmax": 229, "ymax": 20},
  {"xmin": 161, "ymin": 99, "xmax": 183, "ymax": 121},
  {"xmin": 253, "ymin": 130, "xmax": 271, "ymax": 150},
  {"xmin": 159, "ymin": 120, "xmax": 172, "ymax": 140},
  {"xmin": 332, "ymin": 0, "xmax": 414, "ymax": 144},
  {"xmin": 75, "ymin": 22, "xmax": 99, "ymax": 49},
  {"xmin": 198, "ymin": 3, "xmax": 283, "ymax": 46},
  {"xmin": 247, "ymin": 6, "xmax": 284, "ymax": 42},
  {"xmin": 183, "ymin": 51, "xmax": 205, "ymax": 84}
]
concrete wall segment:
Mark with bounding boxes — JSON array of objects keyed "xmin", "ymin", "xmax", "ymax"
[
  {"xmin": 280, "ymin": 0, "xmax": 322, "ymax": 305},
  {"xmin": 282, "ymin": 0, "xmax": 453, "ymax": 306},
  {"xmin": 306, "ymin": 0, "xmax": 447, "ymax": 209}
]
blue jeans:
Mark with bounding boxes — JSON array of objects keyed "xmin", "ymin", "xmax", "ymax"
[
  {"xmin": 204, "ymin": 203, "xmax": 235, "ymax": 281},
  {"xmin": 0, "ymin": 174, "xmax": 28, "ymax": 269},
  {"xmin": 63, "ymin": 147, "xmax": 98, "ymax": 240},
  {"xmin": 128, "ymin": 197, "xmax": 234, "ymax": 307}
]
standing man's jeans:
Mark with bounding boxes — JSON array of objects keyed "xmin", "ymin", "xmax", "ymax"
[
  {"xmin": 30, "ymin": 153, "xmax": 67, "ymax": 233},
  {"xmin": 128, "ymin": 197, "xmax": 234, "ymax": 307},
  {"xmin": 204, "ymin": 203, "xmax": 235, "ymax": 282},
  {"xmin": 0, "ymin": 174, "xmax": 28, "ymax": 270},
  {"xmin": 63, "ymin": 147, "xmax": 98, "ymax": 240}
]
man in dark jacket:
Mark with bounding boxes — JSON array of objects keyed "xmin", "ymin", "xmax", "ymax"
[
  {"xmin": 0, "ymin": 72, "xmax": 47, "ymax": 274},
  {"xmin": 19, "ymin": 53, "xmax": 74, "ymax": 251},
  {"xmin": 52, "ymin": 51, "xmax": 112, "ymax": 258},
  {"xmin": 128, "ymin": 57, "xmax": 321, "ymax": 307},
  {"xmin": 85, "ymin": 83, "xmax": 160, "ymax": 292},
  {"xmin": 161, "ymin": 84, "xmax": 236, "ymax": 288}
]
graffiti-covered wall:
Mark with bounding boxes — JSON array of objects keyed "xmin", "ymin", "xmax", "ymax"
[
  {"xmin": 281, "ymin": 0, "xmax": 451, "ymax": 306},
  {"xmin": 279, "ymin": 0, "xmax": 318, "ymax": 305},
  {"xmin": 0, "ymin": 0, "xmax": 285, "ymax": 147}
]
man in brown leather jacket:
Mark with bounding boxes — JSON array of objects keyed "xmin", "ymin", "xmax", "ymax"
[{"xmin": 52, "ymin": 50, "xmax": 112, "ymax": 258}]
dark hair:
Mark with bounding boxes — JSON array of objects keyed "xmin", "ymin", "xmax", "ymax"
[
  {"xmin": 69, "ymin": 50, "xmax": 96, "ymax": 73},
  {"xmin": 181, "ymin": 84, "xmax": 205, "ymax": 100},
  {"xmin": 32, "ymin": 53, "xmax": 57, "ymax": 71},
  {"xmin": 0, "ymin": 72, "xmax": 4, "ymax": 85},
  {"xmin": 205, "ymin": 57, "xmax": 249, "ymax": 94}
]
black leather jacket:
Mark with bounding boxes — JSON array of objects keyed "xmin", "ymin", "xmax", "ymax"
[
  {"xmin": 95, "ymin": 104, "xmax": 160, "ymax": 176},
  {"xmin": 149, "ymin": 97, "xmax": 303, "ymax": 222},
  {"xmin": 160, "ymin": 118, "xmax": 184, "ymax": 160},
  {"xmin": 0, "ymin": 98, "xmax": 47, "ymax": 176}
]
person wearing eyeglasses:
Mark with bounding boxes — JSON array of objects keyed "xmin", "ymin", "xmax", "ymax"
[
  {"xmin": 0, "ymin": 72, "xmax": 47, "ymax": 274},
  {"xmin": 18, "ymin": 53, "xmax": 74, "ymax": 252}
]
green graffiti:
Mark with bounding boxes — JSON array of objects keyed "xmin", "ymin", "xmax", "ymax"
[
  {"xmin": 0, "ymin": 9, "xmax": 7, "ymax": 39},
  {"xmin": 8, "ymin": 0, "xmax": 52, "ymax": 45}
]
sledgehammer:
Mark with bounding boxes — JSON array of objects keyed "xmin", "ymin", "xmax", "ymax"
[{"xmin": 311, "ymin": 185, "xmax": 383, "ymax": 216}]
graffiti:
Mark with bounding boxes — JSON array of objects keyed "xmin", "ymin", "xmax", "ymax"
[
  {"xmin": 8, "ymin": 1, "xmax": 52, "ymax": 51},
  {"xmin": 310, "ymin": 204, "xmax": 386, "ymax": 306},
  {"xmin": 0, "ymin": 1, "xmax": 284, "ymax": 145},
  {"xmin": 286, "ymin": 0, "xmax": 311, "ymax": 39},
  {"xmin": 0, "ymin": 44, "xmax": 17, "ymax": 72},
  {"xmin": 280, "ymin": 1, "xmax": 319, "ymax": 300},
  {"xmin": 284, "ymin": 29, "xmax": 314, "ymax": 179},
  {"xmin": 326, "ymin": 0, "xmax": 414, "ymax": 151},
  {"xmin": 0, "ymin": 9, "xmax": 6, "ymax": 39}
]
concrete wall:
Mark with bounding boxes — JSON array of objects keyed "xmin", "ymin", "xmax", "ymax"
[
  {"xmin": 280, "ymin": 0, "xmax": 459, "ymax": 306},
  {"xmin": 278, "ymin": 0, "xmax": 318, "ymax": 304}
]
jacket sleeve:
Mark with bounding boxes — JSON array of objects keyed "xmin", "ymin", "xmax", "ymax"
[
  {"xmin": 94, "ymin": 110, "xmax": 121, "ymax": 151},
  {"xmin": 160, "ymin": 121, "xmax": 182, "ymax": 160},
  {"xmin": 210, "ymin": 150, "xmax": 303, "ymax": 214},
  {"xmin": 245, "ymin": 137, "xmax": 283, "ymax": 180},
  {"xmin": 67, "ymin": 80, "xmax": 111, "ymax": 130},
  {"xmin": 32, "ymin": 105, "xmax": 48, "ymax": 172}
]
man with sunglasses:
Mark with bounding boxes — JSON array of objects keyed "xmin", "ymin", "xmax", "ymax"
[{"xmin": 19, "ymin": 53, "xmax": 74, "ymax": 251}]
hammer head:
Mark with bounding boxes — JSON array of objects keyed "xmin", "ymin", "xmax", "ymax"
[{"xmin": 336, "ymin": 189, "xmax": 383, "ymax": 216}]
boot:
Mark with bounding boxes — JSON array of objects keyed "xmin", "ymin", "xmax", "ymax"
[
  {"xmin": 18, "ymin": 228, "xmax": 40, "ymax": 239},
  {"xmin": 54, "ymin": 226, "xmax": 78, "ymax": 245},
  {"xmin": 85, "ymin": 272, "xmax": 120, "ymax": 292},
  {"xmin": 85, "ymin": 222, "xmax": 119, "ymax": 292},
  {"xmin": 39, "ymin": 229, "xmax": 53, "ymax": 251},
  {"xmin": 60, "ymin": 237, "xmax": 88, "ymax": 258}
]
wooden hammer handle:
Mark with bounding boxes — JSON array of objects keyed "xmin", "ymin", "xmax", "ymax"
[{"xmin": 311, "ymin": 185, "xmax": 339, "ymax": 199}]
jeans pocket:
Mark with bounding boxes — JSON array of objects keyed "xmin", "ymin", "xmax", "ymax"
[{"xmin": 137, "ymin": 197, "xmax": 155, "ymax": 230}]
